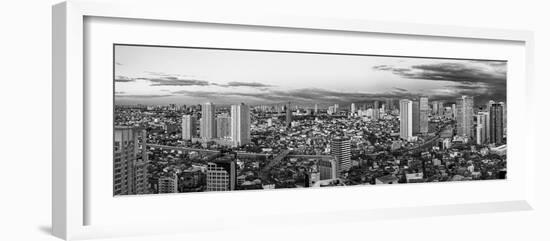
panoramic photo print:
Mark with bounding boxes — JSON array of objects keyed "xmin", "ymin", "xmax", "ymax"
[{"xmin": 113, "ymin": 44, "xmax": 507, "ymax": 196}]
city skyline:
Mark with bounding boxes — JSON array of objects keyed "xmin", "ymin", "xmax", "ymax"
[
  {"xmin": 113, "ymin": 45, "xmax": 507, "ymax": 196},
  {"xmin": 114, "ymin": 45, "xmax": 506, "ymax": 106}
]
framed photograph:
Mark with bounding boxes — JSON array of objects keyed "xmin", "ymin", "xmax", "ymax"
[{"xmin": 53, "ymin": 0, "xmax": 535, "ymax": 240}]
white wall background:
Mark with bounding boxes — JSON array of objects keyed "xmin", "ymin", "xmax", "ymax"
[{"xmin": 0, "ymin": 0, "xmax": 548, "ymax": 240}]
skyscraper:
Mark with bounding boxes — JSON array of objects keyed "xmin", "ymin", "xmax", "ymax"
[
  {"xmin": 372, "ymin": 108, "xmax": 380, "ymax": 121},
  {"xmin": 331, "ymin": 137, "xmax": 351, "ymax": 176},
  {"xmin": 457, "ymin": 96, "xmax": 474, "ymax": 139},
  {"xmin": 114, "ymin": 126, "xmax": 148, "ymax": 196},
  {"xmin": 476, "ymin": 112, "xmax": 489, "ymax": 145},
  {"xmin": 385, "ymin": 98, "xmax": 394, "ymax": 111},
  {"xmin": 182, "ymin": 115, "xmax": 196, "ymax": 140},
  {"xmin": 133, "ymin": 159, "xmax": 148, "ymax": 195},
  {"xmin": 438, "ymin": 102, "xmax": 445, "ymax": 116},
  {"xmin": 452, "ymin": 104, "xmax": 457, "ymax": 120},
  {"xmin": 206, "ymin": 156, "xmax": 236, "ymax": 192},
  {"xmin": 483, "ymin": 111, "xmax": 490, "ymax": 144},
  {"xmin": 200, "ymin": 102, "xmax": 216, "ymax": 139},
  {"xmin": 490, "ymin": 103, "xmax": 504, "ymax": 144},
  {"xmin": 350, "ymin": 103, "xmax": 356, "ymax": 115},
  {"xmin": 314, "ymin": 104, "xmax": 318, "ymax": 114},
  {"xmin": 286, "ymin": 101, "xmax": 292, "ymax": 127},
  {"xmin": 216, "ymin": 115, "xmax": 231, "ymax": 139},
  {"xmin": 373, "ymin": 101, "xmax": 380, "ymax": 120},
  {"xmin": 432, "ymin": 101, "xmax": 439, "ymax": 115},
  {"xmin": 420, "ymin": 96, "xmax": 429, "ymax": 134},
  {"xmin": 231, "ymin": 103, "xmax": 251, "ymax": 147},
  {"xmin": 412, "ymin": 100, "xmax": 420, "ymax": 135},
  {"xmin": 399, "ymin": 99, "xmax": 413, "ymax": 141},
  {"xmin": 486, "ymin": 100, "xmax": 495, "ymax": 112}
]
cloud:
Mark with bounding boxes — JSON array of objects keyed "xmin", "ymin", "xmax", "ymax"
[
  {"xmin": 372, "ymin": 65, "xmax": 392, "ymax": 71},
  {"xmin": 134, "ymin": 72, "xmax": 211, "ymax": 86},
  {"xmin": 392, "ymin": 87, "xmax": 408, "ymax": 92},
  {"xmin": 137, "ymin": 76, "xmax": 210, "ymax": 86},
  {"xmin": 373, "ymin": 61, "xmax": 506, "ymax": 85},
  {"xmin": 372, "ymin": 60, "xmax": 507, "ymax": 104},
  {"xmin": 171, "ymin": 88, "xmax": 419, "ymax": 104},
  {"xmin": 115, "ymin": 76, "xmax": 135, "ymax": 82},
  {"xmin": 223, "ymin": 81, "xmax": 274, "ymax": 88}
]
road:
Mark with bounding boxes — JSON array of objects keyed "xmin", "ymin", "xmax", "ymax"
[
  {"xmin": 406, "ymin": 123, "xmax": 452, "ymax": 151},
  {"xmin": 146, "ymin": 143, "xmax": 220, "ymax": 154},
  {"xmin": 261, "ymin": 149, "xmax": 291, "ymax": 173},
  {"xmin": 287, "ymin": 154, "xmax": 335, "ymax": 160},
  {"xmin": 146, "ymin": 144, "xmax": 271, "ymax": 158}
]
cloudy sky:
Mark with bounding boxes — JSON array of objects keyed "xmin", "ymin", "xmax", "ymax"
[{"xmin": 114, "ymin": 45, "xmax": 506, "ymax": 106}]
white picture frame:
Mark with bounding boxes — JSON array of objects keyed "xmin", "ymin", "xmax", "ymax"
[{"xmin": 52, "ymin": 0, "xmax": 536, "ymax": 240}]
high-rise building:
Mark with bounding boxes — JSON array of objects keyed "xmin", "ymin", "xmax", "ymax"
[
  {"xmin": 452, "ymin": 104, "xmax": 457, "ymax": 120},
  {"xmin": 318, "ymin": 159, "xmax": 337, "ymax": 180},
  {"xmin": 206, "ymin": 156, "xmax": 236, "ymax": 191},
  {"xmin": 182, "ymin": 115, "xmax": 196, "ymax": 140},
  {"xmin": 286, "ymin": 101, "xmax": 292, "ymax": 127},
  {"xmin": 483, "ymin": 111, "xmax": 491, "ymax": 144},
  {"xmin": 133, "ymin": 159, "xmax": 148, "ymax": 195},
  {"xmin": 385, "ymin": 98, "xmax": 394, "ymax": 110},
  {"xmin": 420, "ymin": 96, "xmax": 429, "ymax": 134},
  {"xmin": 372, "ymin": 101, "xmax": 380, "ymax": 120},
  {"xmin": 158, "ymin": 173, "xmax": 178, "ymax": 193},
  {"xmin": 490, "ymin": 103, "xmax": 504, "ymax": 144},
  {"xmin": 231, "ymin": 103, "xmax": 251, "ymax": 147},
  {"xmin": 351, "ymin": 103, "xmax": 356, "ymax": 115},
  {"xmin": 476, "ymin": 112, "xmax": 489, "ymax": 145},
  {"xmin": 200, "ymin": 102, "xmax": 216, "ymax": 139},
  {"xmin": 216, "ymin": 115, "xmax": 231, "ymax": 139},
  {"xmin": 432, "ymin": 101, "xmax": 439, "ymax": 115},
  {"xmin": 456, "ymin": 96, "xmax": 474, "ymax": 139},
  {"xmin": 412, "ymin": 100, "xmax": 420, "ymax": 135},
  {"xmin": 327, "ymin": 106, "xmax": 335, "ymax": 115},
  {"xmin": 438, "ymin": 102, "xmax": 445, "ymax": 116},
  {"xmin": 331, "ymin": 137, "xmax": 351, "ymax": 176},
  {"xmin": 113, "ymin": 126, "xmax": 148, "ymax": 196},
  {"xmin": 314, "ymin": 104, "xmax": 318, "ymax": 114},
  {"xmin": 372, "ymin": 108, "xmax": 380, "ymax": 120},
  {"xmin": 399, "ymin": 99, "xmax": 413, "ymax": 141},
  {"xmin": 486, "ymin": 100, "xmax": 495, "ymax": 112}
]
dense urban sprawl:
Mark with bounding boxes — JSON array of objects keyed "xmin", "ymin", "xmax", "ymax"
[{"xmin": 113, "ymin": 97, "xmax": 506, "ymax": 195}]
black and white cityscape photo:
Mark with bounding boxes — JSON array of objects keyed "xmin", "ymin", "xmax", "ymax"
[{"xmin": 113, "ymin": 44, "xmax": 507, "ymax": 196}]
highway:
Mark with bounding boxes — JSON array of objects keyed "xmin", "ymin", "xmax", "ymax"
[
  {"xmin": 146, "ymin": 143, "xmax": 220, "ymax": 154},
  {"xmin": 287, "ymin": 154, "xmax": 335, "ymax": 160},
  {"xmin": 261, "ymin": 149, "xmax": 291, "ymax": 173},
  {"xmin": 146, "ymin": 144, "xmax": 271, "ymax": 158}
]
